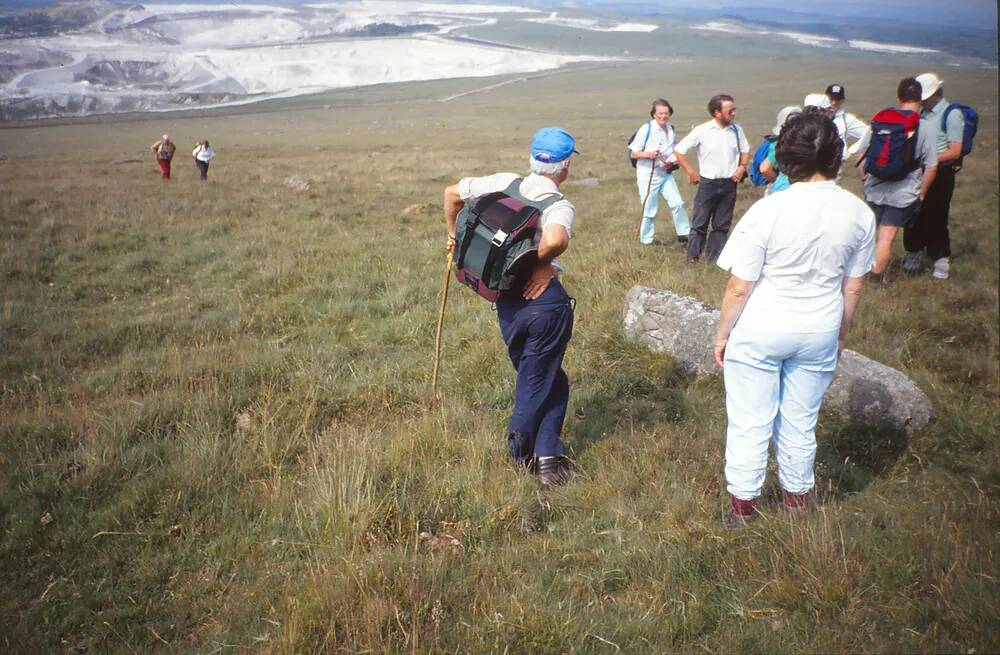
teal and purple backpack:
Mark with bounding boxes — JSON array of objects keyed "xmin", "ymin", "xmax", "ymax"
[{"xmin": 454, "ymin": 178, "xmax": 561, "ymax": 302}]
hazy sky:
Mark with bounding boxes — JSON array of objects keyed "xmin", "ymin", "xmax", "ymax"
[{"xmin": 570, "ymin": 0, "xmax": 998, "ymax": 30}]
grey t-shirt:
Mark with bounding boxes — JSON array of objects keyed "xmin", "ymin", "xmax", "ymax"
[
  {"xmin": 861, "ymin": 117, "xmax": 938, "ymax": 208},
  {"xmin": 924, "ymin": 97, "xmax": 965, "ymax": 154}
]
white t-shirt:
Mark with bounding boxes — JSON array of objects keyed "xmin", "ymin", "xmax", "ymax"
[
  {"xmin": 833, "ymin": 110, "xmax": 868, "ymax": 156},
  {"xmin": 458, "ymin": 172, "xmax": 575, "ymax": 270},
  {"xmin": 628, "ymin": 121, "xmax": 677, "ymax": 177},
  {"xmin": 674, "ymin": 119, "xmax": 750, "ymax": 180},
  {"xmin": 717, "ymin": 180, "xmax": 876, "ymax": 334}
]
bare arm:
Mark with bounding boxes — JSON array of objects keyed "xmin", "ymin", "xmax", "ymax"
[
  {"xmin": 919, "ymin": 165, "xmax": 938, "ymax": 202},
  {"xmin": 714, "ymin": 275, "xmax": 755, "ymax": 367},
  {"xmin": 521, "ymin": 224, "xmax": 569, "ymax": 300},
  {"xmin": 443, "ymin": 184, "xmax": 464, "ymax": 251},
  {"xmin": 759, "ymin": 158, "xmax": 777, "ymax": 184},
  {"xmin": 631, "ymin": 149, "xmax": 661, "ymax": 161},
  {"xmin": 674, "ymin": 150, "xmax": 699, "ymax": 185},
  {"xmin": 937, "ymin": 141, "xmax": 963, "ymax": 165},
  {"xmin": 839, "ymin": 276, "xmax": 864, "ymax": 356}
]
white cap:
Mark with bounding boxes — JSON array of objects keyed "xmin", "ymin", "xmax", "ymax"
[
  {"xmin": 915, "ymin": 72, "xmax": 942, "ymax": 100},
  {"xmin": 803, "ymin": 93, "xmax": 831, "ymax": 109},
  {"xmin": 773, "ymin": 105, "xmax": 802, "ymax": 136}
]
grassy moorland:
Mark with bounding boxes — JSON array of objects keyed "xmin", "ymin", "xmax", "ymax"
[{"xmin": 0, "ymin": 59, "xmax": 997, "ymax": 653}]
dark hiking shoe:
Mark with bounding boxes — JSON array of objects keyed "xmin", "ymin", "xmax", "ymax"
[
  {"xmin": 782, "ymin": 490, "xmax": 809, "ymax": 513},
  {"xmin": 685, "ymin": 257, "xmax": 700, "ymax": 266},
  {"xmin": 723, "ymin": 495, "xmax": 757, "ymax": 529},
  {"xmin": 535, "ymin": 456, "xmax": 574, "ymax": 490},
  {"xmin": 677, "ymin": 235, "xmax": 689, "ymax": 244}
]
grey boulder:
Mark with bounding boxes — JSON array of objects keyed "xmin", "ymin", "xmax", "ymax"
[{"xmin": 623, "ymin": 285, "xmax": 932, "ymax": 434}]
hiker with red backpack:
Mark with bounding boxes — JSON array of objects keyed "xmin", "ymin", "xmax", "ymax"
[
  {"xmin": 901, "ymin": 73, "xmax": 977, "ymax": 280},
  {"xmin": 442, "ymin": 127, "xmax": 577, "ymax": 489},
  {"xmin": 855, "ymin": 77, "xmax": 938, "ymax": 283},
  {"xmin": 628, "ymin": 98, "xmax": 691, "ymax": 245}
]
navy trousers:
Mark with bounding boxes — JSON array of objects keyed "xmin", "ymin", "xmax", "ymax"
[
  {"xmin": 686, "ymin": 177, "xmax": 738, "ymax": 263},
  {"xmin": 496, "ymin": 279, "xmax": 574, "ymax": 463}
]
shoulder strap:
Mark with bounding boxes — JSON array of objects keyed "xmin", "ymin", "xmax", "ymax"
[
  {"xmin": 941, "ymin": 103, "xmax": 959, "ymax": 130},
  {"xmin": 641, "ymin": 121, "xmax": 653, "ymax": 150},
  {"xmin": 730, "ymin": 124, "xmax": 744, "ymax": 152},
  {"xmin": 503, "ymin": 176, "xmax": 563, "ymax": 212}
]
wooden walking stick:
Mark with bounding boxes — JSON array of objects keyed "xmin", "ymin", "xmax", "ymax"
[
  {"xmin": 430, "ymin": 245, "xmax": 454, "ymax": 409},
  {"xmin": 639, "ymin": 153, "xmax": 656, "ymax": 237}
]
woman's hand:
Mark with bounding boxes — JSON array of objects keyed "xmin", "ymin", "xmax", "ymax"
[
  {"xmin": 445, "ymin": 233, "xmax": 456, "ymax": 253},
  {"xmin": 838, "ymin": 338, "xmax": 846, "ymax": 358},
  {"xmin": 714, "ymin": 338, "xmax": 728, "ymax": 368}
]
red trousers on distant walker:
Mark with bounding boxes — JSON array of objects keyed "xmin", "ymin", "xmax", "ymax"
[{"xmin": 157, "ymin": 158, "xmax": 172, "ymax": 180}]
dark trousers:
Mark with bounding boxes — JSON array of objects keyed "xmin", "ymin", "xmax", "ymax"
[
  {"xmin": 195, "ymin": 159, "xmax": 210, "ymax": 181},
  {"xmin": 496, "ymin": 279, "xmax": 573, "ymax": 463},
  {"xmin": 687, "ymin": 177, "xmax": 738, "ymax": 262},
  {"xmin": 904, "ymin": 165, "xmax": 955, "ymax": 260}
]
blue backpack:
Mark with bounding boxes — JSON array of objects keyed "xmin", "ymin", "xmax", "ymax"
[
  {"xmin": 749, "ymin": 136, "xmax": 777, "ymax": 187},
  {"xmin": 942, "ymin": 103, "xmax": 978, "ymax": 166}
]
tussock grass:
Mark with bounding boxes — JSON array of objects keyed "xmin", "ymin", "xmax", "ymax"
[{"xmin": 1, "ymin": 60, "xmax": 998, "ymax": 652}]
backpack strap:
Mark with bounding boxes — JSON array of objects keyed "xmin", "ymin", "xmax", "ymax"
[
  {"xmin": 941, "ymin": 103, "xmax": 957, "ymax": 131},
  {"xmin": 641, "ymin": 121, "xmax": 653, "ymax": 151},
  {"xmin": 502, "ymin": 177, "xmax": 564, "ymax": 213},
  {"xmin": 730, "ymin": 124, "xmax": 745, "ymax": 153}
]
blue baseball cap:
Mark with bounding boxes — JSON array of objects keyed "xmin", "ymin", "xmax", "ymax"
[{"xmin": 530, "ymin": 127, "xmax": 578, "ymax": 163}]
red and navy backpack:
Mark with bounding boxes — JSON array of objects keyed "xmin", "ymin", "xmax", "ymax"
[{"xmin": 865, "ymin": 108, "xmax": 921, "ymax": 181}]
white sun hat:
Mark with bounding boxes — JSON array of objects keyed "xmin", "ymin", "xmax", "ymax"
[
  {"xmin": 915, "ymin": 72, "xmax": 943, "ymax": 100},
  {"xmin": 803, "ymin": 93, "xmax": 831, "ymax": 110}
]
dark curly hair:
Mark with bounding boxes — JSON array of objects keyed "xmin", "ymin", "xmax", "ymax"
[{"xmin": 775, "ymin": 112, "xmax": 844, "ymax": 183}]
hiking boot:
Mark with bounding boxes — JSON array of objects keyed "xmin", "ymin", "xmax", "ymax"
[
  {"xmin": 677, "ymin": 235, "xmax": 690, "ymax": 244},
  {"xmin": 535, "ymin": 456, "xmax": 574, "ymax": 490},
  {"xmin": 782, "ymin": 490, "xmax": 809, "ymax": 513},
  {"xmin": 932, "ymin": 257, "xmax": 950, "ymax": 280},
  {"xmin": 685, "ymin": 257, "xmax": 700, "ymax": 266},
  {"xmin": 723, "ymin": 495, "xmax": 757, "ymax": 529},
  {"xmin": 902, "ymin": 251, "xmax": 924, "ymax": 275}
]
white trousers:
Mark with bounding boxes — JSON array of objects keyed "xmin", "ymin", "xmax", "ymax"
[
  {"xmin": 723, "ymin": 326, "xmax": 839, "ymax": 500},
  {"xmin": 636, "ymin": 171, "xmax": 691, "ymax": 244}
]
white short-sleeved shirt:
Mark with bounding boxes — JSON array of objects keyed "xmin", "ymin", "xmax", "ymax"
[
  {"xmin": 458, "ymin": 172, "xmax": 575, "ymax": 269},
  {"xmin": 628, "ymin": 121, "xmax": 677, "ymax": 177},
  {"xmin": 833, "ymin": 110, "xmax": 868, "ymax": 156},
  {"xmin": 674, "ymin": 119, "xmax": 750, "ymax": 180},
  {"xmin": 717, "ymin": 180, "xmax": 876, "ymax": 334}
]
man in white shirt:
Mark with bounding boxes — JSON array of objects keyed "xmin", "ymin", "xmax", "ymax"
[
  {"xmin": 825, "ymin": 84, "xmax": 868, "ymax": 158},
  {"xmin": 628, "ymin": 98, "xmax": 691, "ymax": 245},
  {"xmin": 443, "ymin": 127, "xmax": 577, "ymax": 489},
  {"xmin": 673, "ymin": 94, "xmax": 751, "ymax": 264}
]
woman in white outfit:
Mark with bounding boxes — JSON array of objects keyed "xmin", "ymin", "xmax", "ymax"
[
  {"xmin": 628, "ymin": 98, "xmax": 691, "ymax": 245},
  {"xmin": 713, "ymin": 112, "xmax": 876, "ymax": 527},
  {"xmin": 192, "ymin": 140, "xmax": 216, "ymax": 181}
]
